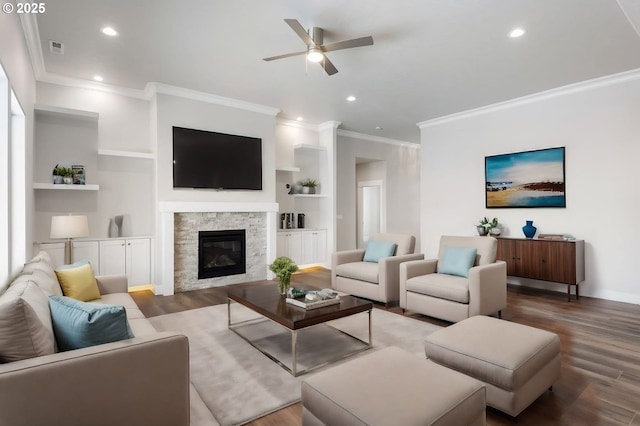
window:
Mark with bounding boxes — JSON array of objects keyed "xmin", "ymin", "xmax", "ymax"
[{"xmin": 0, "ymin": 64, "xmax": 9, "ymax": 283}]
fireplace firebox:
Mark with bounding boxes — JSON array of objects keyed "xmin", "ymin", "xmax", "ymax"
[{"xmin": 198, "ymin": 230, "xmax": 246, "ymax": 279}]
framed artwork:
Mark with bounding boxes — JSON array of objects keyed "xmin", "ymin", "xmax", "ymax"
[{"xmin": 485, "ymin": 147, "xmax": 565, "ymax": 208}]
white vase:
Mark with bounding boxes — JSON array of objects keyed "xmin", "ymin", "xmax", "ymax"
[
  {"xmin": 108, "ymin": 219, "xmax": 118, "ymax": 238},
  {"xmin": 302, "ymin": 186, "xmax": 310, "ymax": 194},
  {"xmin": 119, "ymin": 214, "xmax": 132, "ymax": 237}
]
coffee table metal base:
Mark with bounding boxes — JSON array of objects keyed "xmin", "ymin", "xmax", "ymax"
[{"xmin": 228, "ymin": 299, "xmax": 372, "ymax": 377}]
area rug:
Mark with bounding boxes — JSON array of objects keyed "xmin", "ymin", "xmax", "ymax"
[{"xmin": 149, "ymin": 304, "xmax": 442, "ymax": 426}]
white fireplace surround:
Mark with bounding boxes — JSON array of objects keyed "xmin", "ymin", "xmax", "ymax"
[{"xmin": 155, "ymin": 201, "xmax": 279, "ymax": 295}]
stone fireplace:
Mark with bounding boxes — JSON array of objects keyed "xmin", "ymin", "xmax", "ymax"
[{"xmin": 173, "ymin": 211, "xmax": 268, "ymax": 292}]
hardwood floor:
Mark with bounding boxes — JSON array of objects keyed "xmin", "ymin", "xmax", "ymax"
[{"xmin": 130, "ymin": 268, "xmax": 640, "ymax": 425}]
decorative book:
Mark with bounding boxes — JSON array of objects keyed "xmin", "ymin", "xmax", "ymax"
[{"xmin": 286, "ymin": 288, "xmax": 340, "ymax": 310}]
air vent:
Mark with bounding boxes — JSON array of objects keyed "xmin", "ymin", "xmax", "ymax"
[{"xmin": 49, "ymin": 40, "xmax": 64, "ymax": 54}]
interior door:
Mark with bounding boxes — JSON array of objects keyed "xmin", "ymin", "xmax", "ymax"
[{"xmin": 357, "ymin": 180, "xmax": 384, "ymax": 248}]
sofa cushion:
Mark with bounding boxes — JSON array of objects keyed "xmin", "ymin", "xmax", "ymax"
[
  {"xmin": 11, "ymin": 270, "xmax": 63, "ymax": 297},
  {"xmin": 438, "ymin": 246, "xmax": 477, "ymax": 278},
  {"xmin": 438, "ymin": 236, "xmax": 497, "ymax": 266},
  {"xmin": 0, "ymin": 281, "xmax": 56, "ymax": 362},
  {"xmin": 363, "ymin": 240, "xmax": 397, "ymax": 263},
  {"xmin": 334, "ymin": 261, "xmax": 379, "ymax": 284},
  {"xmin": 406, "ymin": 273, "xmax": 470, "ymax": 304},
  {"xmin": 93, "ymin": 293, "xmax": 146, "ymax": 320},
  {"xmin": 370, "ymin": 233, "xmax": 415, "ymax": 255},
  {"xmin": 55, "ymin": 263, "xmax": 101, "ymax": 302},
  {"xmin": 49, "ymin": 295, "xmax": 134, "ymax": 351},
  {"xmin": 21, "ymin": 252, "xmax": 62, "ymax": 295}
]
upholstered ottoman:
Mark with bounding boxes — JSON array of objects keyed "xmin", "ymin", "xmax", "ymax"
[
  {"xmin": 301, "ymin": 346, "xmax": 486, "ymax": 426},
  {"xmin": 424, "ymin": 316, "xmax": 560, "ymax": 417}
]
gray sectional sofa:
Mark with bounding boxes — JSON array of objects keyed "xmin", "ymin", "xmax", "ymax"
[{"xmin": 0, "ymin": 251, "xmax": 196, "ymax": 426}]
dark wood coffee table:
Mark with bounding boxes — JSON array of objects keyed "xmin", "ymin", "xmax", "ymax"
[{"xmin": 227, "ymin": 284, "xmax": 373, "ymax": 376}]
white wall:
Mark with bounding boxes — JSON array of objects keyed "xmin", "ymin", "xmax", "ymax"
[
  {"xmin": 0, "ymin": 11, "xmax": 36, "ymax": 280},
  {"xmin": 33, "ymin": 83, "xmax": 153, "ymax": 240},
  {"xmin": 155, "ymin": 94, "xmax": 276, "ymax": 203},
  {"xmin": 419, "ymin": 72, "xmax": 640, "ymax": 304},
  {"xmin": 336, "ymin": 134, "xmax": 421, "ymax": 251}
]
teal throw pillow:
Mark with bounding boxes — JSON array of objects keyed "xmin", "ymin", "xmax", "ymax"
[
  {"xmin": 48, "ymin": 296, "xmax": 134, "ymax": 351},
  {"xmin": 363, "ymin": 240, "xmax": 397, "ymax": 263},
  {"xmin": 55, "ymin": 258, "xmax": 89, "ymax": 270},
  {"xmin": 438, "ymin": 246, "xmax": 478, "ymax": 278}
]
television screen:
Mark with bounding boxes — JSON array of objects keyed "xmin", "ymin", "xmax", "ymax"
[{"xmin": 173, "ymin": 126, "xmax": 262, "ymax": 190}]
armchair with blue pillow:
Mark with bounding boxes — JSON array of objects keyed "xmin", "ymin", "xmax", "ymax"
[
  {"xmin": 331, "ymin": 233, "xmax": 423, "ymax": 306},
  {"xmin": 399, "ymin": 235, "xmax": 507, "ymax": 323}
]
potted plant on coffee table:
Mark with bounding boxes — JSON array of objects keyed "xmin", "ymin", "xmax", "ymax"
[{"xmin": 269, "ymin": 256, "xmax": 299, "ymax": 296}]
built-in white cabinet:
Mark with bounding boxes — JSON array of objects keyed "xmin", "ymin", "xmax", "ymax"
[
  {"xmin": 99, "ymin": 238, "xmax": 151, "ymax": 287},
  {"xmin": 277, "ymin": 229, "xmax": 326, "ymax": 265},
  {"xmin": 72, "ymin": 241, "xmax": 100, "ymax": 272},
  {"xmin": 302, "ymin": 230, "xmax": 326, "ymax": 264},
  {"xmin": 35, "ymin": 237, "xmax": 151, "ymax": 288},
  {"xmin": 277, "ymin": 231, "xmax": 303, "ymax": 265}
]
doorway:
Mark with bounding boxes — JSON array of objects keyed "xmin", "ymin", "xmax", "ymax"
[{"xmin": 357, "ymin": 180, "xmax": 385, "ymax": 248}]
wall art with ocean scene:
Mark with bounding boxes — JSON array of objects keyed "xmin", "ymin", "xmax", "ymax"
[{"xmin": 485, "ymin": 147, "xmax": 566, "ymax": 208}]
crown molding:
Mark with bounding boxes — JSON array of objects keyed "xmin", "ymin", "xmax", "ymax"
[
  {"xmin": 145, "ymin": 82, "xmax": 280, "ymax": 116},
  {"xmin": 277, "ymin": 118, "xmax": 342, "ymax": 132},
  {"xmin": 318, "ymin": 121, "xmax": 341, "ymax": 131},
  {"xmin": 418, "ymin": 68, "xmax": 640, "ymax": 129},
  {"xmin": 337, "ymin": 129, "xmax": 419, "ymax": 149},
  {"xmin": 19, "ymin": 14, "xmax": 44, "ymax": 79}
]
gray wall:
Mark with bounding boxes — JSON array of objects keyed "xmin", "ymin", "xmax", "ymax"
[{"xmin": 336, "ymin": 135, "xmax": 420, "ymax": 251}]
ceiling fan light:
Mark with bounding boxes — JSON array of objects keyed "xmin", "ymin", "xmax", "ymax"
[{"xmin": 307, "ymin": 48, "xmax": 324, "ymax": 63}]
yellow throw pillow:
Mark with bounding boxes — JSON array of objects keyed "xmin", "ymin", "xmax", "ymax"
[{"xmin": 54, "ymin": 263, "xmax": 100, "ymax": 302}]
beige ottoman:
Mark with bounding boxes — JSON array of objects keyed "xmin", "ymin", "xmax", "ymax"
[
  {"xmin": 301, "ymin": 346, "xmax": 486, "ymax": 426},
  {"xmin": 424, "ymin": 316, "xmax": 560, "ymax": 417}
]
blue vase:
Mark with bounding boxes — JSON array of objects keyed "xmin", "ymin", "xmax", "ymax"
[{"xmin": 522, "ymin": 220, "xmax": 537, "ymax": 239}]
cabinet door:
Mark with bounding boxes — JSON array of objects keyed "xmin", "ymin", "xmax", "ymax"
[
  {"xmin": 288, "ymin": 232, "xmax": 303, "ymax": 265},
  {"xmin": 276, "ymin": 233, "xmax": 289, "ymax": 258},
  {"xmin": 302, "ymin": 230, "xmax": 326, "ymax": 264},
  {"xmin": 544, "ymin": 241, "xmax": 576, "ymax": 284},
  {"xmin": 496, "ymin": 239, "xmax": 519, "ymax": 276},
  {"xmin": 72, "ymin": 241, "xmax": 99, "ymax": 273},
  {"xmin": 126, "ymin": 239, "xmax": 151, "ymax": 287},
  {"xmin": 99, "ymin": 239, "xmax": 126, "ymax": 276},
  {"xmin": 38, "ymin": 242, "xmax": 66, "ymax": 268}
]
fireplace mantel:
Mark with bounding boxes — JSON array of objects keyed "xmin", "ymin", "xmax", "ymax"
[{"xmin": 155, "ymin": 201, "xmax": 279, "ymax": 295}]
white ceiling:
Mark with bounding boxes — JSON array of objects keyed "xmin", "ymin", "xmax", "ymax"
[{"xmin": 30, "ymin": 0, "xmax": 640, "ymax": 143}]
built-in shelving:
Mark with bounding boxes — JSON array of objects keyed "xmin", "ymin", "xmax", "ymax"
[
  {"xmin": 294, "ymin": 144, "xmax": 327, "ymax": 151},
  {"xmin": 276, "ymin": 166, "xmax": 301, "ymax": 172},
  {"xmin": 33, "ymin": 183, "xmax": 100, "ymax": 191},
  {"xmin": 34, "ymin": 104, "xmax": 99, "ymax": 121},
  {"xmin": 98, "ymin": 149, "xmax": 155, "ymax": 160}
]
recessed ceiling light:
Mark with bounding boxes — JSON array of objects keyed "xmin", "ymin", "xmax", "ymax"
[
  {"xmin": 346, "ymin": 95, "xmax": 356, "ymax": 102},
  {"xmin": 509, "ymin": 28, "xmax": 525, "ymax": 38},
  {"xmin": 296, "ymin": 117, "xmax": 303, "ymax": 121},
  {"xmin": 101, "ymin": 27, "xmax": 118, "ymax": 36},
  {"xmin": 93, "ymin": 75, "xmax": 104, "ymax": 82},
  {"xmin": 375, "ymin": 126, "xmax": 383, "ymax": 131}
]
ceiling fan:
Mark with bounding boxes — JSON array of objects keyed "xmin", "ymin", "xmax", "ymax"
[{"xmin": 263, "ymin": 19, "xmax": 374, "ymax": 76}]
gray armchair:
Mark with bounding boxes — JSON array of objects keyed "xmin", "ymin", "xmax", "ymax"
[
  {"xmin": 332, "ymin": 233, "xmax": 423, "ymax": 305},
  {"xmin": 400, "ymin": 235, "xmax": 506, "ymax": 322}
]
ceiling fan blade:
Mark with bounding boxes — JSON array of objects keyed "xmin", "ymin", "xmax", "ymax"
[
  {"xmin": 284, "ymin": 19, "xmax": 315, "ymax": 46},
  {"xmin": 320, "ymin": 56, "xmax": 339, "ymax": 76},
  {"xmin": 262, "ymin": 50, "xmax": 307, "ymax": 61},
  {"xmin": 322, "ymin": 36, "xmax": 374, "ymax": 53}
]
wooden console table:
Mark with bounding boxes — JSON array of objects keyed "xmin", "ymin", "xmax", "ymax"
[{"xmin": 495, "ymin": 237, "xmax": 585, "ymax": 301}]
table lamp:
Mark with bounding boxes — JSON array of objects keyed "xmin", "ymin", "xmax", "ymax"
[{"xmin": 50, "ymin": 214, "xmax": 89, "ymax": 264}]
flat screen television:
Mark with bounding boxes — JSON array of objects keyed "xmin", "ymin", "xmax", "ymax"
[{"xmin": 172, "ymin": 126, "xmax": 262, "ymax": 190}]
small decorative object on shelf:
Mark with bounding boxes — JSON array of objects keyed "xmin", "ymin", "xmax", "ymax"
[
  {"xmin": 299, "ymin": 178, "xmax": 319, "ymax": 194},
  {"xmin": 477, "ymin": 217, "xmax": 499, "ymax": 236},
  {"xmin": 71, "ymin": 165, "xmax": 86, "ymax": 184},
  {"xmin": 53, "ymin": 164, "xmax": 74, "ymax": 184},
  {"xmin": 269, "ymin": 256, "xmax": 299, "ymax": 296},
  {"xmin": 522, "ymin": 220, "xmax": 537, "ymax": 239}
]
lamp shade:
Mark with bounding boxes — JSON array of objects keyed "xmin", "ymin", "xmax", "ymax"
[{"xmin": 50, "ymin": 215, "xmax": 89, "ymax": 239}]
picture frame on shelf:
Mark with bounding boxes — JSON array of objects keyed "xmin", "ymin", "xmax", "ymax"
[{"xmin": 72, "ymin": 165, "xmax": 86, "ymax": 185}]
